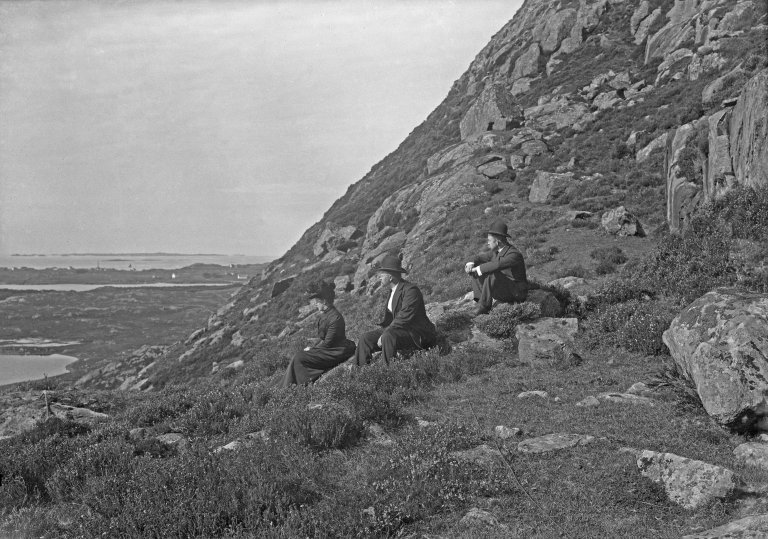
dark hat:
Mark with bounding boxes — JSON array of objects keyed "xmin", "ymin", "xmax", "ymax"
[
  {"xmin": 306, "ymin": 280, "xmax": 335, "ymax": 302},
  {"xmin": 485, "ymin": 219, "xmax": 511, "ymax": 239},
  {"xmin": 376, "ymin": 254, "xmax": 408, "ymax": 274}
]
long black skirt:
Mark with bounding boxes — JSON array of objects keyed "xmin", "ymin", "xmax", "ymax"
[{"xmin": 282, "ymin": 339, "xmax": 356, "ymax": 387}]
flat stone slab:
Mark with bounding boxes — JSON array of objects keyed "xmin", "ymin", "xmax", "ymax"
[
  {"xmin": 517, "ymin": 433, "xmax": 595, "ymax": 453},
  {"xmin": 734, "ymin": 442, "xmax": 768, "ymax": 471},
  {"xmin": 450, "ymin": 444, "xmax": 498, "ymax": 466},
  {"xmin": 518, "ymin": 390, "xmax": 549, "ymax": 399},
  {"xmin": 597, "ymin": 392, "xmax": 656, "ymax": 406},
  {"xmin": 637, "ymin": 450, "xmax": 740, "ymax": 510},
  {"xmin": 494, "ymin": 425, "xmax": 522, "ymax": 439},
  {"xmin": 460, "ymin": 508, "xmax": 507, "ymax": 529},
  {"xmin": 576, "ymin": 396, "xmax": 600, "ymax": 407},
  {"xmin": 682, "ymin": 514, "xmax": 768, "ymax": 538}
]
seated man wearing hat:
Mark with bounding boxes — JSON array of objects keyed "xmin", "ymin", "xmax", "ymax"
[
  {"xmin": 354, "ymin": 254, "xmax": 437, "ymax": 366},
  {"xmin": 282, "ymin": 280, "xmax": 356, "ymax": 387},
  {"xmin": 465, "ymin": 219, "xmax": 528, "ymax": 315}
]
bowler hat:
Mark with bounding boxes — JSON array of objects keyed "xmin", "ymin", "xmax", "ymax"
[
  {"xmin": 376, "ymin": 254, "xmax": 408, "ymax": 274},
  {"xmin": 306, "ymin": 280, "xmax": 335, "ymax": 302},
  {"xmin": 485, "ymin": 219, "xmax": 511, "ymax": 239}
]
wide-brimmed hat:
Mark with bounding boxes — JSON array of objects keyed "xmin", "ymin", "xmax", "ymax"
[
  {"xmin": 485, "ymin": 219, "xmax": 511, "ymax": 239},
  {"xmin": 376, "ymin": 254, "xmax": 408, "ymax": 274},
  {"xmin": 306, "ymin": 280, "xmax": 335, "ymax": 302}
]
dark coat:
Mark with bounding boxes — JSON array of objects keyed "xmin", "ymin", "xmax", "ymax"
[
  {"xmin": 474, "ymin": 244, "xmax": 527, "ymax": 283},
  {"xmin": 379, "ymin": 281, "xmax": 437, "ymax": 348},
  {"xmin": 312, "ymin": 306, "xmax": 349, "ymax": 349}
]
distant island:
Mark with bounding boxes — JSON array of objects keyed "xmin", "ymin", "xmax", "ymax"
[{"xmin": 11, "ymin": 252, "xmax": 254, "ymax": 257}]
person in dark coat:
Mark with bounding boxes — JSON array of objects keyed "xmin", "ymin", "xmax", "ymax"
[
  {"xmin": 282, "ymin": 281, "xmax": 356, "ymax": 387},
  {"xmin": 465, "ymin": 219, "xmax": 528, "ymax": 315},
  {"xmin": 354, "ymin": 254, "xmax": 437, "ymax": 366}
]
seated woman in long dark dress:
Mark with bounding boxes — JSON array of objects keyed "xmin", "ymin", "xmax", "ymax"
[{"xmin": 282, "ymin": 280, "xmax": 356, "ymax": 387}]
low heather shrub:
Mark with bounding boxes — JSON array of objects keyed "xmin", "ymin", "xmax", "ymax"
[
  {"xmin": 583, "ymin": 299, "xmax": 675, "ymax": 356},
  {"xmin": 475, "ymin": 302, "xmax": 541, "ymax": 338},
  {"xmin": 590, "ymin": 246, "xmax": 628, "ymax": 265}
]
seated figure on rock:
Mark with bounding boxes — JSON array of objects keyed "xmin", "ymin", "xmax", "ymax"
[
  {"xmin": 465, "ymin": 219, "xmax": 528, "ymax": 316},
  {"xmin": 354, "ymin": 254, "xmax": 437, "ymax": 366},
  {"xmin": 282, "ymin": 280, "xmax": 356, "ymax": 387}
]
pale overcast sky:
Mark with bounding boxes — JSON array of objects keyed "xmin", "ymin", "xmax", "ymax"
[{"xmin": 0, "ymin": 0, "xmax": 520, "ymax": 256}]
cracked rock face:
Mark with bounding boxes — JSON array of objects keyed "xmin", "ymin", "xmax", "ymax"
[
  {"xmin": 662, "ymin": 288, "xmax": 768, "ymax": 431},
  {"xmin": 637, "ymin": 450, "xmax": 740, "ymax": 510}
]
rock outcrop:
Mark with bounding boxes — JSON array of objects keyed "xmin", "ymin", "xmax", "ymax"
[
  {"xmin": 637, "ymin": 450, "xmax": 741, "ymax": 510},
  {"xmin": 460, "ymin": 84, "xmax": 523, "ymax": 140},
  {"xmin": 601, "ymin": 206, "xmax": 645, "ymax": 236},
  {"xmin": 528, "ymin": 171, "xmax": 573, "ymax": 203},
  {"xmin": 662, "ymin": 288, "xmax": 768, "ymax": 431},
  {"xmin": 729, "ymin": 68, "xmax": 768, "ymax": 189},
  {"xmin": 516, "ymin": 317, "xmax": 579, "ymax": 367}
]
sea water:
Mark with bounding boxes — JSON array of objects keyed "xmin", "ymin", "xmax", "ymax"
[
  {"xmin": 0, "ymin": 253, "xmax": 273, "ymax": 271},
  {"xmin": 0, "ymin": 354, "xmax": 78, "ymax": 386}
]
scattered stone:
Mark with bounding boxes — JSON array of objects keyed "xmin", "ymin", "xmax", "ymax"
[
  {"xmin": 601, "ymin": 206, "xmax": 645, "ymax": 236},
  {"xmin": 637, "ymin": 450, "xmax": 741, "ymax": 510},
  {"xmin": 128, "ymin": 427, "xmax": 147, "ymax": 441},
  {"xmin": 49, "ymin": 403, "xmax": 108, "ymax": 424},
  {"xmin": 157, "ymin": 433, "xmax": 189, "ymax": 451},
  {"xmin": 366, "ymin": 422, "xmax": 393, "ymax": 446},
  {"xmin": 626, "ymin": 382, "xmax": 654, "ymax": 397},
  {"xmin": 214, "ymin": 441, "xmax": 243, "ymax": 453},
  {"xmin": 334, "ymin": 274, "xmax": 353, "ymax": 294},
  {"xmin": 636, "ymin": 132, "xmax": 669, "ymax": 162},
  {"xmin": 460, "ymin": 84, "xmax": 523, "ymax": 140},
  {"xmin": 597, "ymin": 392, "xmax": 656, "ymax": 406},
  {"xmin": 518, "ymin": 390, "xmax": 549, "ymax": 399},
  {"xmin": 223, "ymin": 359, "xmax": 244, "ymax": 371},
  {"xmin": 734, "ymin": 443, "xmax": 768, "ymax": 471},
  {"xmin": 271, "ymin": 275, "xmax": 296, "ymax": 298},
  {"xmin": 683, "ymin": 514, "xmax": 768, "ymax": 539},
  {"xmin": 576, "ymin": 396, "xmax": 600, "ymax": 407},
  {"xmin": 516, "ymin": 318, "xmax": 579, "ymax": 367},
  {"xmin": 313, "ymin": 223, "xmax": 362, "ymax": 257},
  {"xmin": 758, "ymin": 434, "xmax": 768, "ymax": 443},
  {"xmin": 663, "ymin": 288, "xmax": 768, "ymax": 431},
  {"xmin": 477, "ymin": 160, "xmax": 511, "ymax": 179},
  {"xmin": 415, "ymin": 417, "xmax": 435, "ymax": 428},
  {"xmin": 460, "ymin": 508, "xmax": 506, "ymax": 529},
  {"xmin": 528, "ymin": 171, "xmax": 573, "ymax": 203},
  {"xmin": 517, "ymin": 433, "xmax": 594, "ymax": 453},
  {"xmin": 450, "ymin": 444, "xmax": 498, "ymax": 466},
  {"xmin": 494, "ymin": 425, "xmax": 522, "ymax": 439}
]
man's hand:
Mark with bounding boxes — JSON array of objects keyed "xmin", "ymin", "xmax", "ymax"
[
  {"xmin": 377, "ymin": 335, "xmax": 382, "ymax": 347},
  {"xmin": 303, "ymin": 346, "xmax": 311, "ymax": 351},
  {"xmin": 464, "ymin": 262, "xmax": 475, "ymax": 274}
]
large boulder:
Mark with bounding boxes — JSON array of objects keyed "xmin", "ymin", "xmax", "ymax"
[
  {"xmin": 516, "ymin": 317, "xmax": 579, "ymax": 367},
  {"xmin": 662, "ymin": 288, "xmax": 768, "ymax": 431},
  {"xmin": 601, "ymin": 206, "xmax": 645, "ymax": 237},
  {"xmin": 524, "ymin": 96, "xmax": 592, "ymax": 130},
  {"xmin": 313, "ymin": 223, "xmax": 362, "ymax": 257},
  {"xmin": 271, "ymin": 275, "xmax": 296, "ymax": 298},
  {"xmin": 636, "ymin": 132, "xmax": 669, "ymax": 162},
  {"xmin": 460, "ymin": 84, "xmax": 523, "ymax": 140},
  {"xmin": 729, "ymin": 69, "xmax": 768, "ymax": 189},
  {"xmin": 683, "ymin": 515, "xmax": 768, "ymax": 539},
  {"xmin": 532, "ymin": 8, "xmax": 577, "ymax": 54},
  {"xmin": 528, "ymin": 171, "xmax": 573, "ymax": 203},
  {"xmin": 637, "ymin": 450, "xmax": 741, "ymax": 509},
  {"xmin": 510, "ymin": 42, "xmax": 541, "ymax": 81}
]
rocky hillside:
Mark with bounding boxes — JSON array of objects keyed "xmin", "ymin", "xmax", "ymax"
[{"xmin": 84, "ymin": 0, "xmax": 767, "ymax": 390}]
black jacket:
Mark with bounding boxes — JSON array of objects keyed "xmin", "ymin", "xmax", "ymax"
[
  {"xmin": 474, "ymin": 244, "xmax": 527, "ymax": 283},
  {"xmin": 313, "ymin": 307, "xmax": 349, "ymax": 349},
  {"xmin": 379, "ymin": 281, "xmax": 437, "ymax": 347}
]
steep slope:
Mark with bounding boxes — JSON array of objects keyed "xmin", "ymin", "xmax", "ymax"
[{"xmin": 120, "ymin": 0, "xmax": 766, "ymax": 389}]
